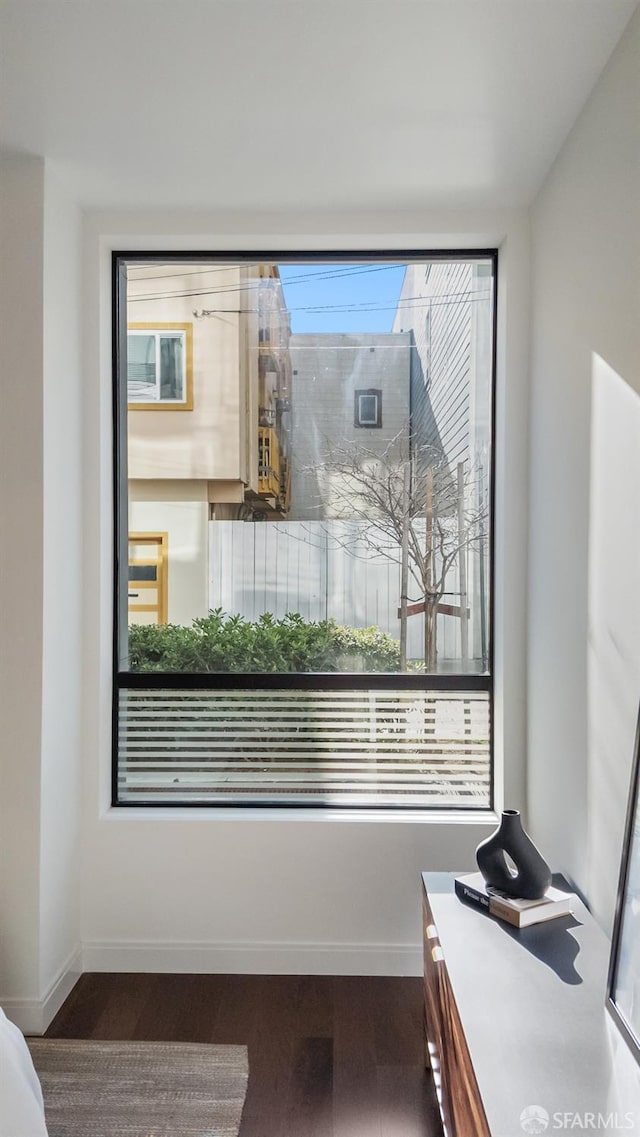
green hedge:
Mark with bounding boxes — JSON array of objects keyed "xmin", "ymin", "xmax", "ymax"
[{"xmin": 128, "ymin": 609, "xmax": 400, "ymax": 673}]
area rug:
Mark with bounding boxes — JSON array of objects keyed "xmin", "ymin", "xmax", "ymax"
[{"xmin": 27, "ymin": 1038, "xmax": 248, "ymax": 1137}]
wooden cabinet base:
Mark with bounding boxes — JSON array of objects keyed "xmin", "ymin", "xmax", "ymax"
[{"xmin": 423, "ymin": 887, "xmax": 490, "ymax": 1137}]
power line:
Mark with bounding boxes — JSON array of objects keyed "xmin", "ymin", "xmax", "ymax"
[
  {"xmin": 128, "ymin": 264, "xmax": 262, "ymax": 283},
  {"xmin": 131, "ymin": 286, "xmax": 491, "ymax": 315},
  {"xmin": 136, "ymin": 263, "xmax": 408, "ymax": 287},
  {"xmin": 128, "ymin": 262, "xmax": 411, "ymax": 303},
  {"xmin": 126, "ymin": 260, "xmax": 486, "ymax": 304},
  {"xmin": 285, "ymin": 290, "xmax": 491, "ymax": 316},
  {"xmin": 189, "ymin": 291, "xmax": 491, "ymax": 319},
  {"xmin": 279, "ymin": 263, "xmax": 409, "ymax": 285}
]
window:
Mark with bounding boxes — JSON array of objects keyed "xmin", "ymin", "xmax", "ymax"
[
  {"xmin": 355, "ymin": 389, "xmax": 382, "ymax": 428},
  {"xmin": 127, "ymin": 324, "xmax": 193, "ymax": 409},
  {"xmin": 113, "ymin": 254, "xmax": 496, "ymax": 809}
]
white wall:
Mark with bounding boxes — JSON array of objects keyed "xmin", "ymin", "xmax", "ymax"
[
  {"xmin": 79, "ymin": 208, "xmax": 529, "ymax": 977},
  {"xmin": 588, "ymin": 360, "xmax": 640, "ymax": 925},
  {"xmin": 0, "ymin": 153, "xmax": 45, "ymax": 1008},
  {"xmin": 40, "ymin": 164, "xmax": 83, "ymax": 1001},
  {"xmin": 0, "ymin": 157, "xmax": 83, "ymax": 1030},
  {"xmin": 528, "ymin": 8, "xmax": 640, "ymax": 930},
  {"xmin": 0, "ymin": 191, "xmax": 529, "ymax": 1007},
  {"xmin": 81, "ymin": 816, "xmax": 490, "ymax": 974}
]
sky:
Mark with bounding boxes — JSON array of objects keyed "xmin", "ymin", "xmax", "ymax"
[{"xmin": 278, "ymin": 263, "xmax": 407, "ymax": 335}]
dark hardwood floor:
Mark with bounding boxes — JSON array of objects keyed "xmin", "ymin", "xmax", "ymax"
[{"xmin": 46, "ymin": 974, "xmax": 441, "ymax": 1137}]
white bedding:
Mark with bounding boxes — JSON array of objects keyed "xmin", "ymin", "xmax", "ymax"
[{"xmin": 0, "ymin": 1007, "xmax": 48, "ymax": 1137}]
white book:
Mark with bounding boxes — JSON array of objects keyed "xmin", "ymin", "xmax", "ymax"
[{"xmin": 455, "ymin": 872, "xmax": 574, "ymax": 928}]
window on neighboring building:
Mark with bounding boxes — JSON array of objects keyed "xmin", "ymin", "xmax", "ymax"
[
  {"xmin": 355, "ymin": 389, "xmax": 382, "ymax": 428},
  {"xmin": 113, "ymin": 254, "xmax": 497, "ymax": 810},
  {"xmin": 127, "ymin": 324, "xmax": 193, "ymax": 408}
]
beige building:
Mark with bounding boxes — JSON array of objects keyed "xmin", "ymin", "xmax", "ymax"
[{"xmin": 126, "ymin": 262, "xmax": 292, "ymax": 626}]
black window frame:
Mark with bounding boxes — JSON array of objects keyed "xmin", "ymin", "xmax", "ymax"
[{"xmin": 111, "ymin": 249, "xmax": 498, "ymax": 811}]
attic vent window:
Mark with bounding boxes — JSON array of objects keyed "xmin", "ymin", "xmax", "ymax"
[{"xmin": 355, "ymin": 389, "xmax": 382, "ymax": 428}]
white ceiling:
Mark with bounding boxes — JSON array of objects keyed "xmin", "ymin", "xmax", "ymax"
[{"xmin": 1, "ymin": 0, "xmax": 637, "ymax": 211}]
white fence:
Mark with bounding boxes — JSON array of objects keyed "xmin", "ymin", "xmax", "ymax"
[{"xmin": 209, "ymin": 520, "xmax": 466, "ymax": 663}]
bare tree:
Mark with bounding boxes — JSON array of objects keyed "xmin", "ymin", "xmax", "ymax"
[{"xmin": 311, "ymin": 429, "xmax": 488, "ymax": 670}]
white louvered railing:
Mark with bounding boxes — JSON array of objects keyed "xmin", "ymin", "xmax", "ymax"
[{"xmin": 117, "ymin": 688, "xmax": 491, "ymax": 807}]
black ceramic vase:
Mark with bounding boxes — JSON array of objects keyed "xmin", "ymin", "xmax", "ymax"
[{"xmin": 475, "ymin": 809, "xmax": 551, "ymax": 900}]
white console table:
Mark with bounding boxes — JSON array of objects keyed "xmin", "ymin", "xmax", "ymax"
[{"xmin": 422, "ymin": 872, "xmax": 639, "ymax": 1137}]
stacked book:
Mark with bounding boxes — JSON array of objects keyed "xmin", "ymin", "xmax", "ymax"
[{"xmin": 454, "ymin": 872, "xmax": 573, "ymax": 928}]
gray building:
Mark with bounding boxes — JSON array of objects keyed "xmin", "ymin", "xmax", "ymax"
[
  {"xmin": 392, "ymin": 260, "xmax": 493, "ymax": 483},
  {"xmin": 288, "ymin": 332, "xmax": 412, "ymax": 520},
  {"xmin": 392, "ymin": 260, "xmax": 495, "ymax": 669}
]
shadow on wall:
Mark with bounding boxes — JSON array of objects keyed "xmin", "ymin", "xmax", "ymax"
[{"xmin": 588, "ymin": 355, "xmax": 640, "ymax": 933}]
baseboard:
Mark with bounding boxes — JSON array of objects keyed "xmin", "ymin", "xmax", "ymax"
[
  {"xmin": 1, "ymin": 946, "xmax": 82, "ymax": 1035},
  {"xmin": 82, "ymin": 939, "xmax": 422, "ymax": 977},
  {"xmin": 1, "ymin": 942, "xmax": 421, "ymax": 1029}
]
